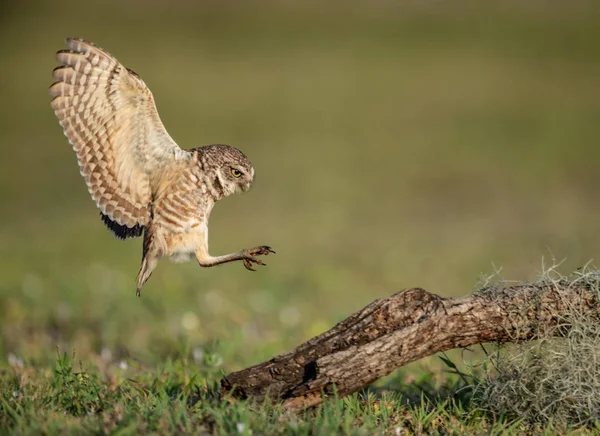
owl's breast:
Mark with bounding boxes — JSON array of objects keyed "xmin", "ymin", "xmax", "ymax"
[
  {"xmin": 153, "ymin": 210, "xmax": 208, "ymax": 256},
  {"xmin": 150, "ymin": 166, "xmax": 214, "ymax": 259}
]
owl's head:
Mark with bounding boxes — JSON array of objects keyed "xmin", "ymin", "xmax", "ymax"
[{"xmin": 197, "ymin": 144, "xmax": 255, "ymax": 198}]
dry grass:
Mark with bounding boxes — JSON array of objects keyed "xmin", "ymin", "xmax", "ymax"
[{"xmin": 473, "ymin": 262, "xmax": 600, "ymax": 429}]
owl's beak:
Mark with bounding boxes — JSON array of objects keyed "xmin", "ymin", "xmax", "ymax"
[{"xmin": 242, "ymin": 182, "xmax": 252, "ymax": 193}]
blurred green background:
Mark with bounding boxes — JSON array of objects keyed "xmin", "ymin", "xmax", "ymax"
[{"xmin": 1, "ymin": 0, "xmax": 599, "ymax": 373}]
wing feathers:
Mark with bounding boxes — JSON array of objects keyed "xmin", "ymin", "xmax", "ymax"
[
  {"xmin": 100, "ymin": 212, "xmax": 144, "ymax": 240},
  {"xmin": 50, "ymin": 38, "xmax": 190, "ymax": 236}
]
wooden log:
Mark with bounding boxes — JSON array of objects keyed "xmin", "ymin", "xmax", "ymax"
[{"xmin": 221, "ymin": 281, "xmax": 600, "ymax": 412}]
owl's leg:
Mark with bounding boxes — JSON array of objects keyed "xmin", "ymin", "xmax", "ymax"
[
  {"xmin": 136, "ymin": 227, "xmax": 160, "ymax": 297},
  {"xmin": 136, "ymin": 255, "xmax": 159, "ymax": 297},
  {"xmin": 195, "ymin": 246, "xmax": 275, "ymax": 271}
]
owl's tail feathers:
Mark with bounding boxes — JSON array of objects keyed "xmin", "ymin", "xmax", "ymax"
[{"xmin": 136, "ymin": 255, "xmax": 158, "ymax": 297}]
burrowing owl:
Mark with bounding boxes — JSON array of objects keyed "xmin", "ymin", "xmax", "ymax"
[{"xmin": 50, "ymin": 38, "xmax": 274, "ymax": 296}]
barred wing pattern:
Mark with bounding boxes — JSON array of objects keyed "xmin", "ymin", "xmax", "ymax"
[{"xmin": 49, "ymin": 38, "xmax": 189, "ymax": 235}]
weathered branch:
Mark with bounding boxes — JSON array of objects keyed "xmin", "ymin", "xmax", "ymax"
[{"xmin": 221, "ymin": 281, "xmax": 600, "ymax": 412}]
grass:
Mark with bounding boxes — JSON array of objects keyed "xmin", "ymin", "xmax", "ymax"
[
  {"xmin": 2, "ymin": 0, "xmax": 600, "ymax": 433},
  {"xmin": 0, "ymin": 348, "xmax": 520, "ymax": 434}
]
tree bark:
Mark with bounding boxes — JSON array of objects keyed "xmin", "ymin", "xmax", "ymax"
[{"xmin": 220, "ymin": 282, "xmax": 600, "ymax": 412}]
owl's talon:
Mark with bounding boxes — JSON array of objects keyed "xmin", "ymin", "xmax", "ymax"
[
  {"xmin": 242, "ymin": 246, "xmax": 273, "ymax": 271},
  {"xmin": 246, "ymin": 245, "xmax": 276, "ymax": 257},
  {"xmin": 242, "ymin": 257, "xmax": 254, "ymax": 271}
]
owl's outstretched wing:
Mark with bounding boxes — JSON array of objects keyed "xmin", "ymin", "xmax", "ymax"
[{"xmin": 50, "ymin": 38, "xmax": 190, "ymax": 237}]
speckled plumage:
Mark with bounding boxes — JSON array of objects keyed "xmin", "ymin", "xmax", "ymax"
[{"xmin": 50, "ymin": 38, "xmax": 274, "ymax": 296}]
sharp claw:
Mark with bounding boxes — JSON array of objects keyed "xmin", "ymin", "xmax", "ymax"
[
  {"xmin": 243, "ymin": 258, "xmax": 257, "ymax": 271},
  {"xmin": 241, "ymin": 246, "xmax": 274, "ymax": 271},
  {"xmin": 262, "ymin": 246, "xmax": 275, "ymax": 254}
]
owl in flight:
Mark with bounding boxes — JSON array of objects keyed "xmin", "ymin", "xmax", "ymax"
[{"xmin": 50, "ymin": 38, "xmax": 274, "ymax": 296}]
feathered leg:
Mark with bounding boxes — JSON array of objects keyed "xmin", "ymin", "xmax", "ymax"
[
  {"xmin": 136, "ymin": 227, "xmax": 160, "ymax": 296},
  {"xmin": 195, "ymin": 246, "xmax": 275, "ymax": 271},
  {"xmin": 136, "ymin": 255, "xmax": 159, "ymax": 297}
]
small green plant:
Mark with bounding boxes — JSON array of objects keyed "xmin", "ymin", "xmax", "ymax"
[{"xmin": 50, "ymin": 348, "xmax": 103, "ymax": 416}]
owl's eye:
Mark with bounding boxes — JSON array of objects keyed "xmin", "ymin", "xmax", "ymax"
[{"xmin": 231, "ymin": 168, "xmax": 243, "ymax": 178}]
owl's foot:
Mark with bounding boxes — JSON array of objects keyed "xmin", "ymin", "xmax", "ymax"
[
  {"xmin": 196, "ymin": 246, "xmax": 275, "ymax": 270},
  {"xmin": 136, "ymin": 254, "xmax": 159, "ymax": 297},
  {"xmin": 242, "ymin": 246, "xmax": 275, "ymax": 271}
]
